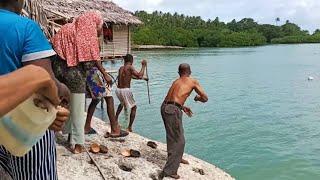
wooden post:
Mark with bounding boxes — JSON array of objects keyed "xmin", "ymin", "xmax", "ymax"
[
  {"xmin": 101, "ymin": 98, "xmax": 104, "ymax": 109},
  {"xmin": 127, "ymin": 26, "xmax": 130, "ymax": 54}
]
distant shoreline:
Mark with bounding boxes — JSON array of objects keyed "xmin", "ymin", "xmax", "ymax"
[
  {"xmin": 132, "ymin": 42, "xmax": 320, "ymax": 50},
  {"xmin": 132, "ymin": 45, "xmax": 184, "ymax": 50}
]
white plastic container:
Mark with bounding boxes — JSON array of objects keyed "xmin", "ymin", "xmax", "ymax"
[{"xmin": 0, "ymin": 94, "xmax": 57, "ymax": 157}]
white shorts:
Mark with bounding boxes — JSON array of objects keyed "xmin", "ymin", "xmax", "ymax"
[{"xmin": 115, "ymin": 88, "xmax": 136, "ymax": 109}]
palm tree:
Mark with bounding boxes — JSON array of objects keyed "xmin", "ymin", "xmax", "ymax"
[{"xmin": 275, "ymin": 17, "xmax": 280, "ymax": 26}]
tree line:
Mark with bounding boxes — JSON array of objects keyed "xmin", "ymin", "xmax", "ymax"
[{"xmin": 132, "ymin": 11, "xmax": 320, "ymax": 47}]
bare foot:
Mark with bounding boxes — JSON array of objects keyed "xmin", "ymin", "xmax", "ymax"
[
  {"xmin": 110, "ymin": 124, "xmax": 121, "ymax": 135},
  {"xmin": 166, "ymin": 174, "xmax": 180, "ymax": 179},
  {"xmin": 181, "ymin": 158, "xmax": 189, "ymax": 164},
  {"xmin": 126, "ymin": 127, "xmax": 133, "ymax": 132},
  {"xmin": 71, "ymin": 144, "xmax": 84, "ymax": 154},
  {"xmin": 84, "ymin": 126, "xmax": 91, "ymax": 134}
]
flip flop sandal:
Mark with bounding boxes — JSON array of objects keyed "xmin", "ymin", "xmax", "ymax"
[
  {"xmin": 85, "ymin": 128, "xmax": 97, "ymax": 135},
  {"xmin": 104, "ymin": 130, "xmax": 129, "ymax": 138}
]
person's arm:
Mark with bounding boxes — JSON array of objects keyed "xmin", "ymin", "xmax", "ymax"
[
  {"xmin": 95, "ymin": 60, "xmax": 112, "ymax": 85},
  {"xmin": 132, "ymin": 74, "xmax": 149, "ymax": 81},
  {"xmin": 0, "ymin": 65, "xmax": 59, "ymax": 117},
  {"xmin": 21, "ymin": 20, "xmax": 70, "ymax": 131},
  {"xmin": 22, "ymin": 20, "xmax": 70, "ymax": 106},
  {"xmin": 23, "ymin": 59, "xmax": 70, "ymax": 106},
  {"xmin": 193, "ymin": 80, "xmax": 208, "ymax": 103},
  {"xmin": 131, "ymin": 60, "xmax": 147, "ymax": 79}
]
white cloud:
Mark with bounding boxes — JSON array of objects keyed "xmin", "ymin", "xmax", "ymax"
[{"xmin": 113, "ymin": 0, "xmax": 320, "ymax": 32}]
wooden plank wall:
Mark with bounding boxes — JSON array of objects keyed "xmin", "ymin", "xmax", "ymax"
[{"xmin": 101, "ymin": 25, "xmax": 131, "ymax": 58}]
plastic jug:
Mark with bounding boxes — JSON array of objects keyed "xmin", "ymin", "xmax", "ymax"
[{"xmin": 0, "ymin": 94, "xmax": 57, "ymax": 157}]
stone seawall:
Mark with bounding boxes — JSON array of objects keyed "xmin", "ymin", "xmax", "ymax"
[{"xmin": 56, "ymin": 117, "xmax": 234, "ymax": 180}]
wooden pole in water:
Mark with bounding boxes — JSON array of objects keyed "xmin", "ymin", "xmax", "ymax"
[{"xmin": 146, "ymin": 65, "xmax": 151, "ymax": 104}]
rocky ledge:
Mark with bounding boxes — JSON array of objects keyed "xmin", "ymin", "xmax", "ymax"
[{"xmin": 56, "ymin": 117, "xmax": 234, "ymax": 180}]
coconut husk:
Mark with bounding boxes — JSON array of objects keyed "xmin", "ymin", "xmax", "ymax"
[
  {"xmin": 120, "ymin": 149, "xmax": 141, "ymax": 158},
  {"xmin": 129, "ymin": 149, "xmax": 141, "ymax": 158},
  {"xmin": 99, "ymin": 145, "xmax": 108, "ymax": 154},
  {"xmin": 120, "ymin": 149, "xmax": 131, "ymax": 157},
  {"xmin": 147, "ymin": 141, "xmax": 157, "ymax": 149},
  {"xmin": 90, "ymin": 143, "xmax": 100, "ymax": 154},
  {"xmin": 193, "ymin": 168, "xmax": 205, "ymax": 175}
]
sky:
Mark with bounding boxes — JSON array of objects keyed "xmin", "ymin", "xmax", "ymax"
[{"xmin": 113, "ymin": 0, "xmax": 320, "ymax": 33}]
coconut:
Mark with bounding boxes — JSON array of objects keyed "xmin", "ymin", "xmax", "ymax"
[
  {"xmin": 90, "ymin": 143, "xmax": 100, "ymax": 154},
  {"xmin": 99, "ymin": 145, "xmax": 108, "ymax": 154}
]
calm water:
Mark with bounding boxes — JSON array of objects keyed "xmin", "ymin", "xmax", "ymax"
[{"xmin": 92, "ymin": 44, "xmax": 320, "ymax": 180}]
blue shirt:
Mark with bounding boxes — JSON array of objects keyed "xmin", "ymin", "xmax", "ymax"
[{"xmin": 0, "ymin": 9, "xmax": 56, "ymax": 75}]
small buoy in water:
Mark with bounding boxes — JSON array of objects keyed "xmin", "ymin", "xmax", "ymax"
[{"xmin": 308, "ymin": 76, "xmax": 314, "ymax": 81}]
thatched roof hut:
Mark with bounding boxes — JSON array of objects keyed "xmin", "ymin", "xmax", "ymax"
[
  {"xmin": 23, "ymin": 0, "xmax": 142, "ymax": 59},
  {"xmin": 42, "ymin": 0, "xmax": 142, "ymax": 25}
]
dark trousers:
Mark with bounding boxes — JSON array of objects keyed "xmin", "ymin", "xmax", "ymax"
[{"xmin": 161, "ymin": 103, "xmax": 185, "ymax": 175}]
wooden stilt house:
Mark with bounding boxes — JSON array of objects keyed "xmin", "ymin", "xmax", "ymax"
[{"xmin": 23, "ymin": 0, "xmax": 142, "ymax": 59}]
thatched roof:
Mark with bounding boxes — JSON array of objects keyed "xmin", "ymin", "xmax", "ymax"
[{"xmin": 42, "ymin": 0, "xmax": 142, "ymax": 25}]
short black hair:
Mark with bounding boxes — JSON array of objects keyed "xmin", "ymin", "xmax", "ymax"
[
  {"xmin": 178, "ymin": 63, "xmax": 191, "ymax": 75},
  {"xmin": 0, "ymin": 0, "xmax": 24, "ymax": 13},
  {"xmin": 123, "ymin": 54, "xmax": 133, "ymax": 63},
  {"xmin": 0, "ymin": 0, "xmax": 11, "ymax": 6}
]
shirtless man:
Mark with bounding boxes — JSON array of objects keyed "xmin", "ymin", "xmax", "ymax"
[
  {"xmin": 115, "ymin": 54, "xmax": 147, "ymax": 132},
  {"xmin": 160, "ymin": 63, "xmax": 208, "ymax": 179}
]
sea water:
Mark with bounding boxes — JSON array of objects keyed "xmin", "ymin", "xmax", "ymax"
[{"xmin": 92, "ymin": 44, "xmax": 320, "ymax": 180}]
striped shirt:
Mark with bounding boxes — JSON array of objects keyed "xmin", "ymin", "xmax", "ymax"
[{"xmin": 0, "ymin": 130, "xmax": 57, "ymax": 180}]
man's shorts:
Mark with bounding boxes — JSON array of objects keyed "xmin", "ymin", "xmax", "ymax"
[{"xmin": 115, "ymin": 88, "xmax": 136, "ymax": 109}]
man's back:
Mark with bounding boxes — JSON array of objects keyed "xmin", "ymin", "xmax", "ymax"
[
  {"xmin": 165, "ymin": 77, "xmax": 196, "ymax": 106},
  {"xmin": 117, "ymin": 65, "xmax": 133, "ymax": 88}
]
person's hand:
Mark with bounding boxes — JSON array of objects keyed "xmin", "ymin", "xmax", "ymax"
[
  {"xmin": 103, "ymin": 73, "xmax": 113, "ymax": 85},
  {"xmin": 141, "ymin": 60, "xmax": 147, "ymax": 66},
  {"xmin": 33, "ymin": 95, "xmax": 54, "ymax": 112},
  {"xmin": 57, "ymin": 82, "xmax": 70, "ymax": 108},
  {"xmin": 49, "ymin": 106, "xmax": 70, "ymax": 132},
  {"xmin": 183, "ymin": 106, "xmax": 193, "ymax": 117},
  {"xmin": 37, "ymin": 78, "xmax": 60, "ymax": 106},
  {"xmin": 194, "ymin": 95, "xmax": 200, "ymax": 102}
]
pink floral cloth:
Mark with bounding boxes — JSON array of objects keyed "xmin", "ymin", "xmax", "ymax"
[{"xmin": 51, "ymin": 11, "xmax": 103, "ymax": 67}]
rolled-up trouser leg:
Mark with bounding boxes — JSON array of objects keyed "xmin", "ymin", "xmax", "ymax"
[
  {"xmin": 66, "ymin": 93, "xmax": 86, "ymax": 146},
  {"xmin": 161, "ymin": 104, "xmax": 185, "ymax": 176}
]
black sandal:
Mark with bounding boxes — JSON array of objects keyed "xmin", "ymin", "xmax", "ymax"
[
  {"xmin": 104, "ymin": 130, "xmax": 129, "ymax": 138},
  {"xmin": 85, "ymin": 128, "xmax": 97, "ymax": 135}
]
